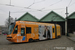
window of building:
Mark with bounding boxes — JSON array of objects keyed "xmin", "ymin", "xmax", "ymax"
[
  {"xmin": 13, "ymin": 26, "xmax": 18, "ymax": 34},
  {"xmin": 21, "ymin": 28, "xmax": 25, "ymax": 36},
  {"xmin": 26, "ymin": 27, "xmax": 31, "ymax": 34}
]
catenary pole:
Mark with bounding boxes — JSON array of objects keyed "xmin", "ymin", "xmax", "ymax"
[{"xmin": 65, "ymin": 7, "xmax": 68, "ymax": 36}]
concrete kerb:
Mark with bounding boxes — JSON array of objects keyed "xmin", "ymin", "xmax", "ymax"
[{"xmin": 67, "ymin": 35, "xmax": 75, "ymax": 42}]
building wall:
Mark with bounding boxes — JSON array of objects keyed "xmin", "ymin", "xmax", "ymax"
[{"xmin": 67, "ymin": 19, "xmax": 75, "ymax": 33}]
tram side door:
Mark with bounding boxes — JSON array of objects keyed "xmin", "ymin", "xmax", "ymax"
[{"xmin": 20, "ymin": 25, "xmax": 27, "ymax": 42}]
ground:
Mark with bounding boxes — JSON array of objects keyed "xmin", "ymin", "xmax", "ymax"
[{"xmin": 0, "ymin": 35, "xmax": 75, "ymax": 50}]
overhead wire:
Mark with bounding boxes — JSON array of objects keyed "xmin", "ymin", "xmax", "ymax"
[
  {"xmin": 0, "ymin": 3, "xmax": 39, "ymax": 11},
  {"xmin": 0, "ymin": 0, "xmax": 63, "ymax": 13},
  {"xmin": 39, "ymin": 0, "xmax": 62, "ymax": 10},
  {"xmin": 0, "ymin": 0, "xmax": 67, "ymax": 15},
  {"xmin": 67, "ymin": 0, "xmax": 72, "ymax": 7},
  {"xmin": 10, "ymin": 8, "xmax": 65, "ymax": 14},
  {"xmin": 0, "ymin": 3, "xmax": 42, "ymax": 13},
  {"xmin": 49, "ymin": 0, "xmax": 62, "ymax": 6},
  {"xmin": 0, "ymin": 3, "xmax": 45, "ymax": 11},
  {"xmin": 68, "ymin": 1, "xmax": 75, "ymax": 7},
  {"xmin": 27, "ymin": 0, "xmax": 35, "ymax": 8},
  {"xmin": 43, "ymin": 8, "xmax": 65, "ymax": 11},
  {"xmin": 27, "ymin": 0, "xmax": 45, "ymax": 8},
  {"xmin": 10, "ymin": 0, "xmax": 46, "ymax": 13}
]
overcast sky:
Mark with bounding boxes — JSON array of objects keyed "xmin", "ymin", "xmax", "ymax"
[{"xmin": 0, "ymin": 0, "xmax": 75, "ymax": 25}]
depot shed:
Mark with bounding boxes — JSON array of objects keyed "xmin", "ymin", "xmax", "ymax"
[
  {"xmin": 17, "ymin": 12, "xmax": 39, "ymax": 22},
  {"xmin": 40, "ymin": 11, "xmax": 65, "ymax": 35},
  {"xmin": 67, "ymin": 12, "xmax": 75, "ymax": 33}
]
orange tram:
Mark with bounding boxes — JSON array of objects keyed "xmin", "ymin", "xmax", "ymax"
[{"xmin": 7, "ymin": 21, "xmax": 61, "ymax": 43}]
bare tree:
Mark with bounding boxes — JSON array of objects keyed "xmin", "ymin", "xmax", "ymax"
[{"xmin": 5, "ymin": 17, "xmax": 15, "ymax": 28}]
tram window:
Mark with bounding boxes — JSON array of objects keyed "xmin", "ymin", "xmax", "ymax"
[
  {"xmin": 21, "ymin": 28, "xmax": 25, "ymax": 36},
  {"xmin": 13, "ymin": 26, "xmax": 18, "ymax": 34},
  {"xmin": 53, "ymin": 28, "xmax": 54, "ymax": 33},
  {"xmin": 26, "ymin": 27, "xmax": 31, "ymax": 34}
]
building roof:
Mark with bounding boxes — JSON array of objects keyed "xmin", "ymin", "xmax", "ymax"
[
  {"xmin": 40, "ymin": 11, "xmax": 65, "ymax": 22},
  {"xmin": 17, "ymin": 12, "xmax": 39, "ymax": 22},
  {"xmin": 67, "ymin": 12, "xmax": 75, "ymax": 19}
]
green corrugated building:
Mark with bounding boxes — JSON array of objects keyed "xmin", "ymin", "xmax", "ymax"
[{"xmin": 17, "ymin": 12, "xmax": 39, "ymax": 22}]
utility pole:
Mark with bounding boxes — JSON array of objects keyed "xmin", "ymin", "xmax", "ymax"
[
  {"xmin": 9, "ymin": 11, "xmax": 10, "ymax": 28},
  {"xmin": 65, "ymin": 7, "xmax": 68, "ymax": 36},
  {"xmin": 9, "ymin": 0, "xmax": 11, "ymax": 27},
  {"xmin": 10, "ymin": 0, "xmax": 11, "ymax": 5}
]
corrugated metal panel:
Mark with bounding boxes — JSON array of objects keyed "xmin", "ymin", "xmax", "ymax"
[
  {"xmin": 17, "ymin": 12, "xmax": 39, "ymax": 22},
  {"xmin": 40, "ymin": 11, "xmax": 65, "ymax": 22},
  {"xmin": 67, "ymin": 12, "xmax": 75, "ymax": 19}
]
